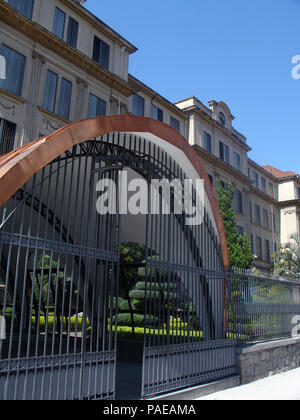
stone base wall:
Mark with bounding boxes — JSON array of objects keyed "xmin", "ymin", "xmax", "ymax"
[{"xmin": 237, "ymin": 337, "xmax": 300, "ymax": 384}]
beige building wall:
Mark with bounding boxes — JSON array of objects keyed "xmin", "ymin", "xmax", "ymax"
[
  {"xmin": 0, "ymin": 0, "xmax": 298, "ymax": 272},
  {"xmin": 0, "ymin": 0, "xmax": 136, "ymax": 148},
  {"xmin": 127, "ymin": 75, "xmax": 187, "ymax": 137},
  {"xmin": 176, "ymin": 97, "xmax": 281, "ymax": 270}
]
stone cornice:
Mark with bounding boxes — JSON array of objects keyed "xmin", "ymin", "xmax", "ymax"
[
  {"xmin": 0, "ymin": 2, "xmax": 136, "ymax": 98},
  {"xmin": 248, "ymin": 158, "xmax": 278, "ymax": 182},
  {"xmin": 276, "ymin": 175, "xmax": 300, "ymax": 184},
  {"xmin": 183, "ymin": 105, "xmax": 252, "ymax": 152},
  {"xmin": 278, "ymin": 199, "xmax": 300, "ymax": 209},
  {"xmin": 0, "ymin": 87, "xmax": 25, "ymax": 105},
  {"xmin": 128, "ymin": 75, "xmax": 187, "ymax": 120},
  {"xmin": 249, "ymin": 185, "xmax": 279, "ymax": 206},
  {"xmin": 193, "ymin": 145, "xmax": 253, "ymax": 186},
  {"xmin": 58, "ymin": 0, "xmax": 137, "ymax": 54}
]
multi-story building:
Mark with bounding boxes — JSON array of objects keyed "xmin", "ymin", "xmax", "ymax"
[
  {"xmin": 263, "ymin": 165, "xmax": 300, "ymax": 245},
  {"xmin": 0, "ymin": 0, "xmax": 298, "ymax": 271},
  {"xmin": 174, "ymin": 97, "xmax": 281, "ymax": 270}
]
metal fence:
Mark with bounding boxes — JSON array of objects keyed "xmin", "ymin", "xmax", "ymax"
[
  {"xmin": 0, "ymin": 130, "xmax": 299, "ymax": 399},
  {"xmin": 226, "ymin": 269, "xmax": 300, "ymax": 343}
]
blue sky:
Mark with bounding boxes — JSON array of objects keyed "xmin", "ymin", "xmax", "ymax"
[{"xmin": 86, "ymin": 0, "xmax": 300, "ymax": 173}]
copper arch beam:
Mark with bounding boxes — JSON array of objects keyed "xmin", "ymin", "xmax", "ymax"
[{"xmin": 0, "ymin": 115, "xmax": 229, "ymax": 267}]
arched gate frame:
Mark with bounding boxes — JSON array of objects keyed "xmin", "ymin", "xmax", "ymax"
[{"xmin": 0, "ymin": 116, "xmax": 237, "ymax": 400}]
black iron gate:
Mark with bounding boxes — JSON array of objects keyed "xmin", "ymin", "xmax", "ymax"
[
  {"xmin": 0, "ymin": 132, "xmax": 237, "ymax": 400},
  {"xmin": 140, "ymin": 148, "xmax": 237, "ymax": 398},
  {"xmin": 0, "ymin": 141, "xmax": 120, "ymax": 400}
]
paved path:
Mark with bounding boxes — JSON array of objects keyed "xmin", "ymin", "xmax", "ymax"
[{"xmin": 197, "ymin": 368, "xmax": 300, "ymax": 400}]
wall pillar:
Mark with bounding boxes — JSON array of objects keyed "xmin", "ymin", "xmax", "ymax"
[
  {"xmin": 74, "ymin": 77, "xmax": 88, "ymax": 121},
  {"xmin": 23, "ymin": 51, "xmax": 45, "ymax": 144}
]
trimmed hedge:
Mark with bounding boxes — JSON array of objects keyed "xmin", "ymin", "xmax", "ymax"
[
  {"xmin": 113, "ymin": 325, "xmax": 203, "ymax": 341},
  {"xmin": 31, "ymin": 315, "xmax": 89, "ymax": 331}
]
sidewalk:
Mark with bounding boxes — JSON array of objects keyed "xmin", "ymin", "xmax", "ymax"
[{"xmin": 196, "ymin": 368, "xmax": 300, "ymax": 400}]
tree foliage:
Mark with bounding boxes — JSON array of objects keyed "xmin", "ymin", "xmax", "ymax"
[
  {"xmin": 272, "ymin": 234, "xmax": 300, "ymax": 278},
  {"xmin": 216, "ymin": 181, "xmax": 253, "ymax": 269}
]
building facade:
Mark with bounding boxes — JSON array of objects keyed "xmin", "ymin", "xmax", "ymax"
[{"xmin": 0, "ymin": 0, "xmax": 299, "ymax": 271}]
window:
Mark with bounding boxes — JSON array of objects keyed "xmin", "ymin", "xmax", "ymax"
[
  {"xmin": 219, "ymin": 141, "xmax": 229, "ymax": 164},
  {"xmin": 8, "ymin": 0, "xmax": 34, "ymax": 19},
  {"xmin": 208, "ymin": 174, "xmax": 213, "ymax": 187},
  {"xmin": 273, "ymin": 212, "xmax": 276, "ymax": 232},
  {"xmin": 264, "ymin": 240, "xmax": 270, "ymax": 263},
  {"xmin": 88, "ymin": 93, "xmax": 106, "ymax": 118},
  {"xmin": 251, "ymin": 234, "xmax": 254, "ymax": 254},
  {"xmin": 234, "ymin": 152, "xmax": 241, "ymax": 171},
  {"xmin": 0, "ymin": 44, "xmax": 26, "ymax": 96},
  {"xmin": 52, "ymin": 7, "xmax": 66, "ymax": 39},
  {"xmin": 66, "ymin": 17, "xmax": 79, "ymax": 48},
  {"xmin": 219, "ymin": 111, "xmax": 226, "ymax": 126},
  {"xmin": 261, "ymin": 177, "xmax": 266, "ymax": 193},
  {"xmin": 152, "ymin": 105, "xmax": 163, "ymax": 122},
  {"xmin": 253, "ymin": 171, "xmax": 259, "ymax": 189},
  {"xmin": 237, "ymin": 226, "xmax": 244, "ymax": 237},
  {"xmin": 0, "ymin": 118, "xmax": 16, "ymax": 155},
  {"xmin": 170, "ymin": 116, "xmax": 180, "ymax": 132},
  {"xmin": 92, "ymin": 36, "xmax": 110, "ymax": 70},
  {"xmin": 235, "ymin": 189, "xmax": 243, "ymax": 213},
  {"xmin": 263, "ymin": 209, "xmax": 269, "ymax": 229},
  {"xmin": 220, "ymin": 181, "xmax": 229, "ymax": 191},
  {"xmin": 43, "ymin": 70, "xmax": 58, "ymax": 113},
  {"xmin": 203, "ymin": 131, "xmax": 212, "ymax": 153},
  {"xmin": 298, "ymin": 187, "xmax": 300, "ymax": 200},
  {"xmin": 58, "ymin": 78, "xmax": 72, "ymax": 120},
  {"xmin": 256, "ymin": 236, "xmax": 263, "ymax": 260},
  {"xmin": 269, "ymin": 182, "xmax": 274, "ymax": 198},
  {"xmin": 255, "ymin": 204, "xmax": 261, "ymax": 225},
  {"xmin": 0, "ymin": 45, "xmax": 26, "ymax": 96},
  {"xmin": 132, "ymin": 94, "xmax": 144, "ymax": 116}
]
